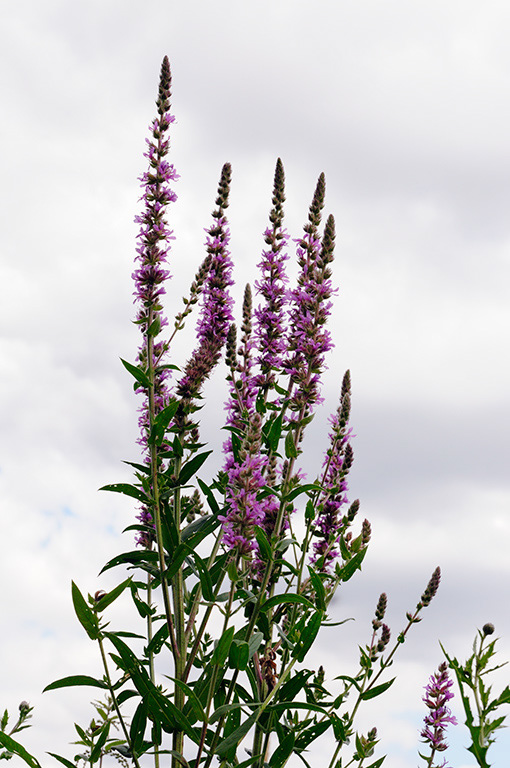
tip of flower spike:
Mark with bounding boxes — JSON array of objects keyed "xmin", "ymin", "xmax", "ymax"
[
  {"xmin": 157, "ymin": 57, "xmax": 172, "ymax": 115},
  {"xmin": 304, "ymin": 172, "xmax": 326, "ymax": 236},
  {"xmin": 419, "ymin": 566, "xmax": 441, "ymax": 607},
  {"xmin": 214, "ymin": 163, "xmax": 232, "ymax": 212}
]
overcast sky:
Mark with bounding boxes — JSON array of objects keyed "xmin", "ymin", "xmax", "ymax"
[{"xmin": 2, "ymin": 1, "xmax": 510, "ymax": 766}]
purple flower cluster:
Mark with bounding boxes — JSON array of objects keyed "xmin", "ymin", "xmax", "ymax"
[
  {"xmin": 283, "ymin": 175, "xmax": 336, "ymax": 418},
  {"xmin": 253, "ymin": 158, "xmax": 289, "ymax": 393},
  {"xmin": 132, "ymin": 56, "xmax": 177, "ymax": 546},
  {"xmin": 222, "ymin": 284, "xmax": 257, "ymax": 473},
  {"xmin": 219, "ymin": 413, "xmax": 267, "ymax": 557},
  {"xmin": 133, "ymin": 55, "xmax": 177, "ymax": 334},
  {"xmin": 175, "ymin": 163, "xmax": 234, "ymax": 410},
  {"xmin": 311, "ymin": 371, "xmax": 354, "ymax": 570},
  {"xmin": 420, "ymin": 661, "xmax": 457, "ymax": 766}
]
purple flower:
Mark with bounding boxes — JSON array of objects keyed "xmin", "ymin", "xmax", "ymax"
[
  {"xmin": 219, "ymin": 413, "xmax": 267, "ymax": 557},
  {"xmin": 283, "ymin": 174, "xmax": 337, "ymax": 419},
  {"xmin": 311, "ymin": 371, "xmax": 354, "ymax": 570},
  {"xmin": 223, "ymin": 284, "xmax": 258, "ymax": 473},
  {"xmin": 175, "ymin": 163, "xmax": 234, "ymax": 415},
  {"xmin": 132, "ymin": 56, "xmax": 177, "ymax": 547},
  {"xmin": 132, "ymin": 56, "xmax": 178, "ymax": 330},
  {"xmin": 253, "ymin": 158, "xmax": 290, "ymax": 394},
  {"xmin": 419, "ymin": 662, "xmax": 457, "ymax": 766}
]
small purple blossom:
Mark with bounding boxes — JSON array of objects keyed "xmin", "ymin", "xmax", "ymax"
[{"xmin": 420, "ymin": 662, "xmax": 457, "ymax": 767}]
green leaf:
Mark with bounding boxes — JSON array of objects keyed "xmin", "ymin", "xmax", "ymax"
[
  {"xmin": 494, "ymin": 685, "xmax": 510, "ymax": 707},
  {"xmin": 130, "ymin": 699, "xmax": 147, "ymax": 755},
  {"xmin": 120, "ymin": 358, "xmax": 151, "ymax": 389},
  {"xmin": 261, "ymin": 594, "xmax": 315, "ymax": 612},
  {"xmin": 146, "ymin": 622, "xmax": 169, "ymax": 656},
  {"xmin": 166, "ymin": 678, "xmax": 206, "ymax": 722},
  {"xmin": 100, "ymin": 549, "xmax": 159, "ymax": 575},
  {"xmin": 48, "ymin": 753, "xmax": 76, "ymax": 768},
  {"xmin": 247, "ymin": 631, "xmax": 264, "ymax": 658},
  {"xmin": 188, "ymin": 551, "xmax": 214, "ymax": 602},
  {"xmin": 122, "ymin": 460, "xmax": 151, "ymax": 475},
  {"xmin": 284, "ymin": 483, "xmax": 322, "ymax": 503},
  {"xmin": 43, "ymin": 675, "xmax": 107, "ymax": 693},
  {"xmin": 0, "ymin": 733, "xmax": 42, "ymax": 768},
  {"xmin": 94, "ymin": 578, "xmax": 132, "ymax": 612},
  {"xmin": 129, "ymin": 583, "xmax": 154, "ymax": 619},
  {"xmin": 269, "ymin": 701, "xmax": 328, "ymax": 716},
  {"xmin": 229, "ymin": 641, "xmax": 250, "ymax": 671},
  {"xmin": 90, "ymin": 721, "xmax": 110, "ymax": 764},
  {"xmin": 340, "ymin": 548, "xmax": 367, "ymax": 582},
  {"xmin": 99, "ymin": 483, "xmax": 148, "ymax": 503},
  {"xmin": 284, "ymin": 430, "xmax": 299, "ymax": 459},
  {"xmin": 215, "ymin": 711, "xmax": 259, "ymax": 757},
  {"xmin": 264, "ymin": 414, "xmax": 283, "ymax": 452},
  {"xmin": 294, "ymin": 720, "xmax": 331, "ymax": 751},
  {"xmin": 361, "ymin": 678, "xmax": 396, "ymax": 701},
  {"xmin": 71, "ymin": 582, "xmax": 99, "ymax": 640},
  {"xmin": 254, "ymin": 526, "xmax": 272, "ymax": 564},
  {"xmin": 181, "ymin": 512, "xmax": 217, "ymax": 544},
  {"xmin": 366, "ymin": 758, "xmax": 386, "ymax": 768},
  {"xmin": 148, "ymin": 400, "xmax": 180, "ymax": 446},
  {"xmin": 211, "ymin": 626, "xmax": 236, "ymax": 666},
  {"xmin": 277, "ymin": 670, "xmax": 314, "ymax": 703},
  {"xmin": 196, "ymin": 478, "xmax": 220, "ymax": 515},
  {"xmin": 307, "ymin": 567, "xmax": 326, "ymax": 612},
  {"xmin": 106, "ymin": 634, "xmax": 196, "ymax": 739},
  {"xmin": 269, "ymin": 730, "xmax": 295, "ymax": 767},
  {"xmin": 292, "ymin": 611, "xmax": 323, "ymax": 662},
  {"xmin": 176, "ymin": 451, "xmax": 213, "ymax": 486}
]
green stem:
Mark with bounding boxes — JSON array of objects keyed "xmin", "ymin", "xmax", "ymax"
[
  {"xmin": 172, "ymin": 457, "xmax": 186, "ymax": 765},
  {"xmin": 97, "ymin": 635, "xmax": 142, "ymax": 768},
  {"xmin": 146, "ymin": 577, "xmax": 160, "ymax": 768}
]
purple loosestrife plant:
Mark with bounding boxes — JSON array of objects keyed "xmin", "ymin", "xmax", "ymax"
[
  {"xmin": 418, "ymin": 662, "xmax": 457, "ymax": 768},
  {"xmin": 441, "ymin": 624, "xmax": 510, "ymax": 768},
  {"xmin": 1, "ymin": 58, "xmax": 448, "ymax": 768}
]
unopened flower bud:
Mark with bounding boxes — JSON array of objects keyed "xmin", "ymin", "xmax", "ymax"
[
  {"xmin": 372, "ymin": 593, "xmax": 387, "ymax": 631},
  {"xmin": 19, "ymin": 701, "xmax": 30, "ymax": 713},
  {"xmin": 483, "ymin": 623, "xmax": 495, "ymax": 636},
  {"xmin": 94, "ymin": 590, "xmax": 106, "ymax": 602},
  {"xmin": 361, "ymin": 519, "xmax": 371, "ymax": 546},
  {"xmin": 419, "ymin": 566, "xmax": 441, "ymax": 607}
]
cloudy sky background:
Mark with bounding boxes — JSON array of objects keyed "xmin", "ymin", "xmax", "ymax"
[{"xmin": 2, "ymin": 1, "xmax": 510, "ymax": 766}]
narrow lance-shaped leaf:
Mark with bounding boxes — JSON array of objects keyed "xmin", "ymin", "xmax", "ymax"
[{"xmin": 71, "ymin": 581, "xmax": 99, "ymax": 640}]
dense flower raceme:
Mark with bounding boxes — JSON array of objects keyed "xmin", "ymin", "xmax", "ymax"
[
  {"xmin": 175, "ymin": 162, "xmax": 234, "ymax": 414},
  {"xmin": 132, "ymin": 56, "xmax": 177, "ymax": 545},
  {"xmin": 420, "ymin": 661, "xmax": 457, "ymax": 766},
  {"xmin": 311, "ymin": 370, "xmax": 355, "ymax": 570},
  {"xmin": 253, "ymin": 157, "xmax": 290, "ymax": 393},
  {"xmin": 283, "ymin": 173, "xmax": 336, "ymax": 420}
]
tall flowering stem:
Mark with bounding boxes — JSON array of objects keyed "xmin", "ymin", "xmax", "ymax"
[
  {"xmin": 132, "ymin": 56, "xmax": 180, "ymax": 669},
  {"xmin": 253, "ymin": 157, "xmax": 289, "ymax": 397},
  {"xmin": 419, "ymin": 662, "xmax": 457, "ymax": 767}
]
